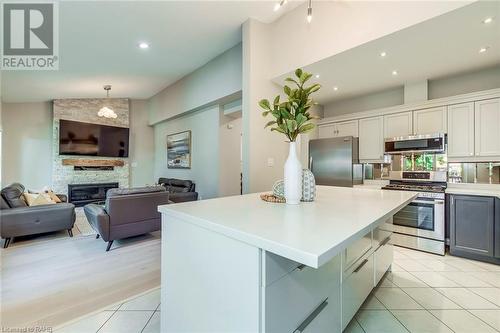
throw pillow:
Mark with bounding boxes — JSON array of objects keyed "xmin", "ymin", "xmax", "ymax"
[
  {"xmin": 46, "ymin": 190, "xmax": 62, "ymax": 203},
  {"xmin": 23, "ymin": 193, "xmax": 56, "ymax": 206}
]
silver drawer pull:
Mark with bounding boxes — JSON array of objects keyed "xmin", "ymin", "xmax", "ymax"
[
  {"xmin": 293, "ymin": 298, "xmax": 328, "ymax": 333},
  {"xmin": 353, "ymin": 259, "xmax": 368, "ymax": 273},
  {"xmin": 380, "ymin": 236, "xmax": 391, "ymax": 246},
  {"xmin": 296, "ymin": 264, "xmax": 306, "ymax": 271}
]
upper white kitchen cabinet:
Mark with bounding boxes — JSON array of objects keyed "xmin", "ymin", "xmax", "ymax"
[
  {"xmin": 474, "ymin": 98, "xmax": 500, "ymax": 157},
  {"xmin": 447, "ymin": 103, "xmax": 474, "ymax": 158},
  {"xmin": 383, "ymin": 112, "xmax": 413, "ymax": 138},
  {"xmin": 318, "ymin": 124, "xmax": 336, "ymax": 139},
  {"xmin": 318, "ymin": 120, "xmax": 358, "ymax": 139},
  {"xmin": 335, "ymin": 120, "xmax": 359, "ymax": 137},
  {"xmin": 359, "ymin": 116, "xmax": 384, "ymax": 161},
  {"xmin": 413, "ymin": 107, "xmax": 447, "ymax": 135}
]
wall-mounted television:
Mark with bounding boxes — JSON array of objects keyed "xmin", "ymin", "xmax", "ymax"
[{"xmin": 59, "ymin": 119, "xmax": 129, "ymax": 157}]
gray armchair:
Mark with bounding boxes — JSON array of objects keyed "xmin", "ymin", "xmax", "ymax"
[
  {"xmin": 158, "ymin": 178, "xmax": 198, "ymax": 202},
  {"xmin": 0, "ymin": 183, "xmax": 76, "ymax": 248},
  {"xmin": 84, "ymin": 186, "xmax": 169, "ymax": 251}
]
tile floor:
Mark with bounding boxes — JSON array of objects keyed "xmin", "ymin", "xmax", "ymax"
[
  {"xmin": 55, "ymin": 289, "xmax": 160, "ymax": 333},
  {"xmin": 56, "ymin": 246, "xmax": 500, "ymax": 333},
  {"xmin": 346, "ymin": 246, "xmax": 500, "ymax": 333}
]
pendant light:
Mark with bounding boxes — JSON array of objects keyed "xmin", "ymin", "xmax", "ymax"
[{"xmin": 98, "ymin": 85, "xmax": 118, "ymax": 119}]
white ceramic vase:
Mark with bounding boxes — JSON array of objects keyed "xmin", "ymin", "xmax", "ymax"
[{"xmin": 284, "ymin": 141, "xmax": 302, "ymax": 205}]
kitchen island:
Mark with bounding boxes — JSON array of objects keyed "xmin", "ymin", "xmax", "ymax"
[{"xmin": 159, "ymin": 186, "xmax": 416, "ymax": 332}]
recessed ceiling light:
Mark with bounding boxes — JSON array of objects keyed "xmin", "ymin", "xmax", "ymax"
[
  {"xmin": 315, "ymin": 74, "xmax": 320, "ymax": 78},
  {"xmin": 483, "ymin": 17, "xmax": 493, "ymax": 24},
  {"xmin": 333, "ymin": 86, "xmax": 339, "ymax": 91},
  {"xmin": 380, "ymin": 51, "xmax": 387, "ymax": 57},
  {"xmin": 138, "ymin": 42, "xmax": 150, "ymax": 49},
  {"xmin": 479, "ymin": 47, "xmax": 489, "ymax": 53},
  {"xmin": 392, "ymin": 70, "xmax": 398, "ymax": 76}
]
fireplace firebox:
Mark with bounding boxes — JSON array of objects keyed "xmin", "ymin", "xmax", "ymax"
[{"xmin": 68, "ymin": 182, "xmax": 119, "ymax": 207}]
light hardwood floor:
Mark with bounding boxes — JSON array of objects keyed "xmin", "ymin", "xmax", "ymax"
[{"xmin": 0, "ymin": 232, "xmax": 161, "ymax": 329}]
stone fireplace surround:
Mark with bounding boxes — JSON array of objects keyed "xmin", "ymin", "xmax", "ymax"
[{"xmin": 52, "ymin": 98, "xmax": 130, "ymax": 195}]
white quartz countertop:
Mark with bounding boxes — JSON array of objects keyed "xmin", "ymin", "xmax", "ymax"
[
  {"xmin": 446, "ymin": 184, "xmax": 500, "ymax": 199},
  {"xmin": 158, "ymin": 186, "xmax": 416, "ymax": 268}
]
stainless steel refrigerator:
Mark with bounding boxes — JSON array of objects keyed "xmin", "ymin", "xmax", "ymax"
[{"xmin": 309, "ymin": 137, "xmax": 362, "ymax": 187}]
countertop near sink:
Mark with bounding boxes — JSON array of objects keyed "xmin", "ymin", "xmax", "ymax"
[{"xmin": 446, "ymin": 183, "xmax": 500, "ymax": 199}]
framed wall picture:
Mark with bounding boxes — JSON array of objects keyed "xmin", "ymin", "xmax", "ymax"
[{"xmin": 167, "ymin": 130, "xmax": 192, "ymax": 169}]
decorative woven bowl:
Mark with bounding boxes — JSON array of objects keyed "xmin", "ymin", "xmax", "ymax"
[{"xmin": 260, "ymin": 193, "xmax": 286, "ymax": 203}]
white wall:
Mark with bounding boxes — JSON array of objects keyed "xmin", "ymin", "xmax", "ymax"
[
  {"xmin": 323, "ymin": 87, "xmax": 404, "ymax": 118},
  {"xmin": 269, "ymin": 1, "xmax": 471, "ymax": 78},
  {"xmin": 149, "ymin": 44, "xmax": 242, "ymax": 125},
  {"xmin": 129, "ymin": 99, "xmax": 155, "ymax": 186},
  {"xmin": 1, "ymin": 102, "xmax": 53, "ymax": 190},
  {"xmin": 428, "ymin": 65, "xmax": 500, "ymax": 99},
  {"xmin": 242, "ymin": 19, "xmax": 287, "ymax": 194},
  {"xmin": 154, "ymin": 106, "xmax": 220, "ymax": 199}
]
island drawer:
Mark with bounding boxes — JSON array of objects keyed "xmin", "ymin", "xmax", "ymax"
[
  {"xmin": 373, "ymin": 217, "xmax": 393, "ymax": 249},
  {"xmin": 341, "ymin": 253, "xmax": 374, "ymax": 331},
  {"xmin": 374, "ymin": 235, "xmax": 393, "ymax": 286},
  {"xmin": 343, "ymin": 230, "xmax": 372, "ymax": 273},
  {"xmin": 262, "ymin": 251, "xmax": 301, "ymax": 287},
  {"xmin": 264, "ymin": 256, "xmax": 341, "ymax": 333}
]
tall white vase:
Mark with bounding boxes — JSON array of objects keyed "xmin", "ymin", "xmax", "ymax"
[{"xmin": 284, "ymin": 142, "xmax": 302, "ymax": 205}]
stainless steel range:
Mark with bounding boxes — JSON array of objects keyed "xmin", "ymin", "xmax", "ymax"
[{"xmin": 382, "ymin": 171, "xmax": 447, "ymax": 255}]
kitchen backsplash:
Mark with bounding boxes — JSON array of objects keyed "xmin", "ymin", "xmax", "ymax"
[
  {"xmin": 448, "ymin": 162, "xmax": 500, "ymax": 184},
  {"xmin": 363, "ymin": 161, "xmax": 500, "ymax": 184}
]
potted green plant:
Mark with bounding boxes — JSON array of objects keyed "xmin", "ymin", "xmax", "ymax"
[{"xmin": 259, "ymin": 68, "xmax": 321, "ymax": 204}]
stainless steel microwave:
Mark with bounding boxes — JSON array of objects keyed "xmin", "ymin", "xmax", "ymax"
[{"xmin": 384, "ymin": 133, "xmax": 446, "ymax": 154}]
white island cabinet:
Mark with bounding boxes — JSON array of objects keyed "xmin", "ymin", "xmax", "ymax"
[{"xmin": 159, "ymin": 186, "xmax": 416, "ymax": 332}]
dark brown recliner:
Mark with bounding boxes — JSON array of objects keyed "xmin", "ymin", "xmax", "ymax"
[
  {"xmin": 158, "ymin": 178, "xmax": 198, "ymax": 202},
  {"xmin": 0, "ymin": 183, "xmax": 75, "ymax": 248},
  {"xmin": 83, "ymin": 186, "xmax": 169, "ymax": 251}
]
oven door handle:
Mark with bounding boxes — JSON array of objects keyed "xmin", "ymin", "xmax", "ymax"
[{"xmin": 411, "ymin": 200, "xmax": 443, "ymax": 205}]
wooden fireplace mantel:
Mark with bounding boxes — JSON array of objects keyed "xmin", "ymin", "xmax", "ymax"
[{"xmin": 62, "ymin": 159, "xmax": 125, "ymax": 167}]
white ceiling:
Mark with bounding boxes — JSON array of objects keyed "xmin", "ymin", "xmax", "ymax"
[
  {"xmin": 273, "ymin": 1, "xmax": 500, "ymax": 105},
  {"xmin": 1, "ymin": 0, "xmax": 302, "ymax": 103}
]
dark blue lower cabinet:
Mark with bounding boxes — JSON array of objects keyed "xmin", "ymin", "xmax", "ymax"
[
  {"xmin": 495, "ymin": 198, "xmax": 500, "ymax": 259},
  {"xmin": 449, "ymin": 194, "xmax": 499, "ymax": 264}
]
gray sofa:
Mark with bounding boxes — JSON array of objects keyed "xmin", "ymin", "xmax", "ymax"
[
  {"xmin": 84, "ymin": 186, "xmax": 169, "ymax": 251},
  {"xmin": 158, "ymin": 178, "xmax": 198, "ymax": 202},
  {"xmin": 0, "ymin": 183, "xmax": 76, "ymax": 248}
]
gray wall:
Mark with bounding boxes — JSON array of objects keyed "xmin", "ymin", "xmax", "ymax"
[
  {"xmin": 323, "ymin": 65, "xmax": 500, "ymax": 118},
  {"xmin": 323, "ymin": 87, "xmax": 404, "ymax": 118},
  {"xmin": 1, "ymin": 102, "xmax": 53, "ymax": 190},
  {"xmin": 428, "ymin": 65, "xmax": 500, "ymax": 99},
  {"xmin": 219, "ymin": 113, "xmax": 242, "ymax": 197},
  {"xmin": 149, "ymin": 43, "xmax": 244, "ymax": 198},
  {"xmin": 154, "ymin": 105, "xmax": 220, "ymax": 200},
  {"xmin": 149, "ymin": 44, "xmax": 242, "ymax": 125},
  {"xmin": 129, "ymin": 100, "xmax": 155, "ymax": 186}
]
